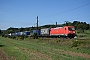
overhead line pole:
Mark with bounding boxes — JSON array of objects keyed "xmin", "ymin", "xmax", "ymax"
[
  {"xmin": 36, "ymin": 16, "xmax": 39, "ymax": 37},
  {"xmin": 56, "ymin": 22, "xmax": 57, "ymax": 27},
  {"xmin": 36, "ymin": 16, "xmax": 38, "ymax": 30}
]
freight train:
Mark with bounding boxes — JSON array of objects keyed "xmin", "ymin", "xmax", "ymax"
[
  {"xmin": 5, "ymin": 26, "xmax": 76, "ymax": 38},
  {"xmin": 32, "ymin": 26, "xmax": 76, "ymax": 38}
]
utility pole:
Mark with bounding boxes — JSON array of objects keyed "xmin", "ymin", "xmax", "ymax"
[
  {"xmin": 36, "ymin": 15, "xmax": 38, "ymax": 38},
  {"xmin": 36, "ymin": 16, "xmax": 38, "ymax": 30},
  {"xmin": 56, "ymin": 22, "xmax": 57, "ymax": 27}
]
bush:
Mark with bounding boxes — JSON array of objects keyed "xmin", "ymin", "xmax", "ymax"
[
  {"xmin": 56, "ymin": 40, "xmax": 60, "ymax": 43},
  {"xmin": 24, "ymin": 35, "xmax": 28, "ymax": 38},
  {"xmin": 72, "ymin": 40, "xmax": 81, "ymax": 47},
  {"xmin": 12, "ymin": 36, "xmax": 16, "ymax": 39},
  {"xmin": 8, "ymin": 36, "xmax": 12, "ymax": 38},
  {"xmin": 2, "ymin": 34, "xmax": 4, "ymax": 37},
  {"xmin": 20, "ymin": 35, "xmax": 25, "ymax": 40},
  {"xmin": 33, "ymin": 33, "xmax": 38, "ymax": 39},
  {"xmin": 77, "ymin": 29, "xmax": 84, "ymax": 33}
]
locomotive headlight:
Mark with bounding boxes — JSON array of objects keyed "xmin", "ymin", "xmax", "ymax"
[{"xmin": 73, "ymin": 31, "xmax": 75, "ymax": 33}]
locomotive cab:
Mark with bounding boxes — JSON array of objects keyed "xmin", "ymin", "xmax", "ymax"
[
  {"xmin": 50, "ymin": 26, "xmax": 76, "ymax": 38},
  {"xmin": 68, "ymin": 27, "xmax": 75, "ymax": 34},
  {"xmin": 65, "ymin": 26, "xmax": 76, "ymax": 38}
]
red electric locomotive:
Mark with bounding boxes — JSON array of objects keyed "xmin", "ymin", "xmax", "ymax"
[{"xmin": 50, "ymin": 26, "xmax": 76, "ymax": 38}]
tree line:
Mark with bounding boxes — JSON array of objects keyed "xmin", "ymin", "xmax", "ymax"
[{"xmin": 0, "ymin": 21, "xmax": 90, "ymax": 35}]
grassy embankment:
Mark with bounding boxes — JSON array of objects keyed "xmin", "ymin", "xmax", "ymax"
[{"xmin": 0, "ymin": 30, "xmax": 90, "ymax": 60}]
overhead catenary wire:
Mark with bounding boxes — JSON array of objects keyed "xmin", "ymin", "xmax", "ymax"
[
  {"xmin": 39, "ymin": 3, "xmax": 90, "ymax": 25},
  {"xmin": 40, "ymin": 3, "xmax": 90, "ymax": 18}
]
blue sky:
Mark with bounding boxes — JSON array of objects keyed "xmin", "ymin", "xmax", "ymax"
[{"xmin": 0, "ymin": 0, "xmax": 90, "ymax": 30}]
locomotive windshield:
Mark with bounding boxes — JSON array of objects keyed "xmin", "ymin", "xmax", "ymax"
[{"xmin": 68, "ymin": 27, "xmax": 75, "ymax": 30}]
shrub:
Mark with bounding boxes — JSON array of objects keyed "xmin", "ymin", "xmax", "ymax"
[
  {"xmin": 33, "ymin": 33, "xmax": 38, "ymax": 39},
  {"xmin": 56, "ymin": 40, "xmax": 60, "ymax": 43},
  {"xmin": 24, "ymin": 35, "xmax": 28, "ymax": 38},
  {"xmin": 8, "ymin": 36, "xmax": 11, "ymax": 38},
  {"xmin": 20, "ymin": 34, "xmax": 25, "ymax": 40},
  {"xmin": 2, "ymin": 34, "xmax": 4, "ymax": 37},
  {"xmin": 12, "ymin": 36, "xmax": 16, "ymax": 39},
  {"xmin": 72, "ymin": 40, "xmax": 80, "ymax": 47}
]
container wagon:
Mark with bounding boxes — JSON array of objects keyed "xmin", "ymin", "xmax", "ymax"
[
  {"xmin": 32, "ymin": 30, "xmax": 41, "ymax": 36},
  {"xmin": 24, "ymin": 31, "xmax": 30, "ymax": 36},
  {"xmin": 41, "ymin": 28, "xmax": 50, "ymax": 37}
]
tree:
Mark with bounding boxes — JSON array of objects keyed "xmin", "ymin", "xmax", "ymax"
[{"xmin": 0, "ymin": 29, "xmax": 1, "ymax": 35}]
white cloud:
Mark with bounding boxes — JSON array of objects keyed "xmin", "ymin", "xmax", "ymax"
[
  {"xmin": 73, "ymin": 20, "xmax": 80, "ymax": 21},
  {"xmin": 0, "ymin": 25, "xmax": 8, "ymax": 30}
]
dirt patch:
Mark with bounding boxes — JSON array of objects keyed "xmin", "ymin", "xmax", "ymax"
[
  {"xmin": 64, "ymin": 51, "xmax": 90, "ymax": 59},
  {"xmin": 19, "ymin": 47, "xmax": 52, "ymax": 60},
  {"xmin": 0, "ymin": 49, "xmax": 9, "ymax": 60},
  {"xmin": 30, "ymin": 51, "xmax": 52, "ymax": 60},
  {"xmin": 54, "ymin": 48, "xmax": 90, "ymax": 59},
  {"xmin": 0, "ymin": 49, "xmax": 16, "ymax": 60}
]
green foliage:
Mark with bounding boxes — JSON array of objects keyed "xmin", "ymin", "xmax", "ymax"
[
  {"xmin": 72, "ymin": 40, "xmax": 80, "ymax": 47},
  {"xmin": 63, "ymin": 21, "xmax": 90, "ymax": 30},
  {"xmin": 56, "ymin": 40, "xmax": 61, "ymax": 43},
  {"xmin": 20, "ymin": 34, "xmax": 25, "ymax": 40},
  {"xmin": 76, "ymin": 30, "xmax": 90, "ymax": 38},
  {"xmin": 77, "ymin": 29, "xmax": 84, "ymax": 33},
  {"xmin": 2, "ymin": 34, "xmax": 5, "ymax": 37},
  {"xmin": 72, "ymin": 40, "xmax": 86, "ymax": 47},
  {"xmin": 33, "ymin": 33, "xmax": 38, "ymax": 39},
  {"xmin": 12, "ymin": 36, "xmax": 16, "ymax": 39},
  {"xmin": 0, "ymin": 29, "xmax": 1, "ymax": 35}
]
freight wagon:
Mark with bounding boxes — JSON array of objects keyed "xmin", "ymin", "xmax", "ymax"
[
  {"xmin": 32, "ymin": 30, "xmax": 41, "ymax": 36},
  {"xmin": 24, "ymin": 31, "xmax": 30, "ymax": 36},
  {"xmin": 41, "ymin": 28, "xmax": 50, "ymax": 36},
  {"xmin": 6, "ymin": 31, "xmax": 30, "ymax": 37}
]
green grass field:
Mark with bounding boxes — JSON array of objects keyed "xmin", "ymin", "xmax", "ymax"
[{"xmin": 0, "ymin": 36, "xmax": 90, "ymax": 60}]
